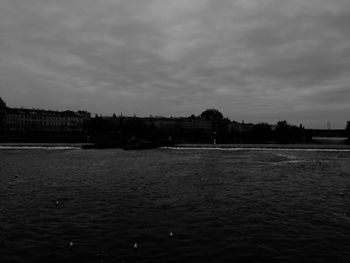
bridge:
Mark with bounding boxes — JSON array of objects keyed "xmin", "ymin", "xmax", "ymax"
[{"xmin": 306, "ymin": 129, "xmax": 346, "ymax": 138}]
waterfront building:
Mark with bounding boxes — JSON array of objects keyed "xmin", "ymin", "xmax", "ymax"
[
  {"xmin": 5, "ymin": 108, "xmax": 88, "ymax": 133},
  {"xmin": 228, "ymin": 121, "xmax": 255, "ymax": 133},
  {"xmin": 0, "ymin": 98, "xmax": 90, "ymax": 134},
  {"xmin": 180, "ymin": 118, "xmax": 212, "ymax": 131},
  {"xmin": 140, "ymin": 110, "xmax": 230, "ymax": 144},
  {"xmin": 142, "ymin": 116, "xmax": 213, "ymax": 133},
  {"xmin": 1, "ymin": 96, "xmax": 260, "ymax": 143},
  {"xmin": 143, "ymin": 117, "xmax": 180, "ymax": 132},
  {"xmin": 77, "ymin": 111, "xmax": 92, "ymax": 122}
]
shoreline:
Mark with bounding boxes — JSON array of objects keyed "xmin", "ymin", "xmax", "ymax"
[
  {"xmin": 0, "ymin": 142, "xmax": 93, "ymax": 148},
  {"xmin": 172, "ymin": 143, "xmax": 350, "ymax": 150},
  {"xmin": 1, "ymin": 142, "xmax": 349, "ymax": 150}
]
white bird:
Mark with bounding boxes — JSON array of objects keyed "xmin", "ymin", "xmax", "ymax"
[
  {"xmin": 133, "ymin": 243, "xmax": 138, "ymax": 249},
  {"xmin": 69, "ymin": 241, "xmax": 74, "ymax": 248}
]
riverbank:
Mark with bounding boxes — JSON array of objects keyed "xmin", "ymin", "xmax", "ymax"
[
  {"xmin": 0, "ymin": 142, "xmax": 93, "ymax": 148},
  {"xmin": 172, "ymin": 143, "xmax": 350, "ymax": 150},
  {"xmin": 1, "ymin": 141, "xmax": 349, "ymax": 150}
]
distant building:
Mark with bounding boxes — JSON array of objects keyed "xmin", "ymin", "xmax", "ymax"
[
  {"xmin": 1, "ymin": 96, "xmax": 260, "ymax": 143},
  {"xmin": 180, "ymin": 118, "xmax": 212, "ymax": 132},
  {"xmin": 142, "ymin": 117, "xmax": 212, "ymax": 133},
  {"xmin": 5, "ymin": 108, "xmax": 86, "ymax": 133},
  {"xmin": 228, "ymin": 121, "xmax": 254, "ymax": 133},
  {"xmin": 77, "ymin": 111, "xmax": 92, "ymax": 122},
  {"xmin": 142, "ymin": 117, "xmax": 181, "ymax": 131},
  {"xmin": 0, "ymin": 98, "xmax": 90, "ymax": 133},
  {"xmin": 141, "ymin": 109, "xmax": 228, "ymax": 136}
]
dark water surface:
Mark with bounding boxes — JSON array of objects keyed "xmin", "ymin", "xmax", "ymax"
[{"xmin": 1, "ymin": 147, "xmax": 350, "ymax": 262}]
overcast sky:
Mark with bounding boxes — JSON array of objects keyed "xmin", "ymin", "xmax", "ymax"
[{"xmin": 1, "ymin": 0, "xmax": 350, "ymax": 128}]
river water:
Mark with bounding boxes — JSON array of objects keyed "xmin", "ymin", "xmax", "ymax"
[{"xmin": 1, "ymin": 147, "xmax": 350, "ymax": 262}]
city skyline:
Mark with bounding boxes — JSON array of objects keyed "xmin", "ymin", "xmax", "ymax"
[
  {"xmin": 1, "ymin": 97, "xmax": 346, "ymax": 131},
  {"xmin": 1, "ymin": 0, "xmax": 350, "ymax": 128}
]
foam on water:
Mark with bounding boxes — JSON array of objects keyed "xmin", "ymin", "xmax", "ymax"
[{"xmin": 0, "ymin": 146, "xmax": 78, "ymax": 150}]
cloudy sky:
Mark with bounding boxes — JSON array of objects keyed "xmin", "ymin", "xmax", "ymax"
[{"xmin": 0, "ymin": 0, "xmax": 350, "ymax": 128}]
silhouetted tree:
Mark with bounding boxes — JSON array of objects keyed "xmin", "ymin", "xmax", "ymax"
[
  {"xmin": 274, "ymin": 121, "xmax": 290, "ymax": 143},
  {"xmin": 274, "ymin": 120, "xmax": 306, "ymax": 143},
  {"xmin": 251, "ymin": 123, "xmax": 273, "ymax": 142}
]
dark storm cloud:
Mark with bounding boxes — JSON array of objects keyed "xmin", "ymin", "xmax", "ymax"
[{"xmin": 0, "ymin": 0, "xmax": 349, "ymax": 127}]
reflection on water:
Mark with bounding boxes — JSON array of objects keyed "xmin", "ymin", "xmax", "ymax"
[{"xmin": 1, "ymin": 148, "xmax": 350, "ymax": 262}]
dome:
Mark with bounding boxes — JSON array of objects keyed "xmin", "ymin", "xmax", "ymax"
[{"xmin": 200, "ymin": 109, "xmax": 223, "ymax": 121}]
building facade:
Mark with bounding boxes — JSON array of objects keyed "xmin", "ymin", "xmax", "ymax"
[
  {"xmin": 5, "ymin": 108, "xmax": 88, "ymax": 133},
  {"xmin": 0, "ymin": 98, "xmax": 91, "ymax": 134},
  {"xmin": 228, "ymin": 121, "xmax": 255, "ymax": 133},
  {"xmin": 142, "ymin": 117, "xmax": 213, "ymax": 133}
]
